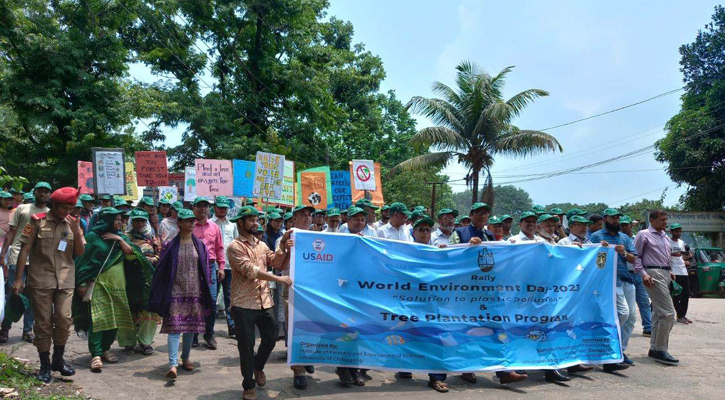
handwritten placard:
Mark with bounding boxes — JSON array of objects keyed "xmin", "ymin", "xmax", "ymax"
[
  {"xmin": 91, "ymin": 148, "xmax": 126, "ymax": 195},
  {"xmin": 268, "ymin": 160, "xmax": 295, "ymax": 206},
  {"xmin": 253, "ymin": 152, "xmax": 285, "ymax": 198},
  {"xmin": 78, "ymin": 161, "xmax": 94, "ymax": 194},
  {"xmin": 195, "ymin": 159, "xmax": 233, "ymax": 196},
  {"xmin": 330, "ymin": 170, "xmax": 352, "ymax": 210},
  {"xmin": 135, "ymin": 151, "xmax": 169, "ymax": 186},
  {"xmin": 159, "ymin": 186, "xmax": 178, "ymax": 203},
  {"xmin": 184, "ymin": 166, "xmax": 197, "ymax": 201},
  {"xmin": 122, "ymin": 162, "xmax": 139, "ymax": 201}
]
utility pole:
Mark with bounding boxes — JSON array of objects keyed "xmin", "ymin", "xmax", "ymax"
[{"xmin": 426, "ymin": 181, "xmax": 447, "ymax": 217}]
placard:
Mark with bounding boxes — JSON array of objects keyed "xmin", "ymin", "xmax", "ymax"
[
  {"xmin": 135, "ymin": 151, "xmax": 168, "ymax": 186},
  {"xmin": 269, "ymin": 161, "xmax": 295, "ymax": 206},
  {"xmin": 77, "ymin": 161, "xmax": 94, "ymax": 194},
  {"xmin": 330, "ymin": 170, "xmax": 352, "ymax": 210},
  {"xmin": 91, "ymin": 148, "xmax": 126, "ymax": 195},
  {"xmin": 350, "ymin": 162, "xmax": 384, "ymax": 206},
  {"xmin": 233, "ymin": 159, "xmax": 256, "ymax": 197},
  {"xmin": 159, "ymin": 186, "xmax": 178, "ymax": 203},
  {"xmin": 298, "ymin": 168, "xmax": 332, "ymax": 209},
  {"xmin": 352, "ymin": 159, "xmax": 376, "ymax": 191},
  {"xmin": 168, "ymin": 173, "xmax": 185, "ymax": 198},
  {"xmin": 122, "ymin": 162, "xmax": 140, "ymax": 201},
  {"xmin": 253, "ymin": 152, "xmax": 285, "ymax": 198},
  {"xmin": 184, "ymin": 166, "xmax": 197, "ymax": 201},
  {"xmin": 195, "ymin": 159, "xmax": 233, "ymax": 196}
]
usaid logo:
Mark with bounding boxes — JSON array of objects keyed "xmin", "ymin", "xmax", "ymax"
[
  {"xmin": 303, "ymin": 238, "xmax": 334, "ymax": 263},
  {"xmin": 312, "ymin": 239, "xmax": 326, "ymax": 252}
]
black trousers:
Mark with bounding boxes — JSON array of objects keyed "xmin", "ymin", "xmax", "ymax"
[
  {"xmin": 673, "ymin": 275, "xmax": 690, "ymax": 319},
  {"xmin": 231, "ymin": 307, "xmax": 277, "ymax": 390}
]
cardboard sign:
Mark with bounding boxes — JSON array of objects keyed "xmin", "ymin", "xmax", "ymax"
[
  {"xmin": 184, "ymin": 166, "xmax": 197, "ymax": 201},
  {"xmin": 268, "ymin": 161, "xmax": 295, "ymax": 206},
  {"xmin": 297, "ymin": 167, "xmax": 333, "ymax": 209},
  {"xmin": 195, "ymin": 159, "xmax": 233, "ymax": 196},
  {"xmin": 352, "ymin": 159, "xmax": 376, "ymax": 191},
  {"xmin": 91, "ymin": 148, "xmax": 126, "ymax": 195},
  {"xmin": 159, "ymin": 186, "xmax": 178, "ymax": 203},
  {"xmin": 253, "ymin": 152, "xmax": 285, "ymax": 198},
  {"xmin": 135, "ymin": 151, "xmax": 168, "ymax": 186},
  {"xmin": 168, "ymin": 173, "xmax": 185, "ymax": 199},
  {"xmin": 233, "ymin": 160, "xmax": 256, "ymax": 197},
  {"xmin": 122, "ymin": 162, "xmax": 140, "ymax": 201},
  {"xmin": 350, "ymin": 162, "xmax": 384, "ymax": 206},
  {"xmin": 330, "ymin": 170, "xmax": 352, "ymax": 210},
  {"xmin": 77, "ymin": 161, "xmax": 94, "ymax": 194}
]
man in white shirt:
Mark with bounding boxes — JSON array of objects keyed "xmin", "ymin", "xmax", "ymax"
[
  {"xmin": 376, "ymin": 202, "xmax": 412, "ymax": 242},
  {"xmin": 557, "ymin": 215, "xmax": 592, "ymax": 246},
  {"xmin": 324, "ymin": 208, "xmax": 342, "ymax": 233},
  {"xmin": 509, "ymin": 212, "xmax": 545, "ymax": 244},
  {"xmin": 669, "ymin": 223, "xmax": 692, "ymax": 324},
  {"xmin": 431, "ymin": 208, "xmax": 457, "ymax": 246},
  {"xmin": 372, "ymin": 204, "xmax": 390, "ymax": 229},
  {"xmin": 212, "ymin": 196, "xmax": 238, "ymax": 337}
]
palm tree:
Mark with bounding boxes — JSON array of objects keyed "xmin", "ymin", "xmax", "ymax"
[{"xmin": 394, "ymin": 61, "xmax": 563, "ymax": 205}]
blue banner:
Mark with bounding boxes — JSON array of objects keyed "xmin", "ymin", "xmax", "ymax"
[
  {"xmin": 330, "ymin": 170, "xmax": 352, "ymax": 210},
  {"xmin": 233, "ymin": 159, "xmax": 255, "ymax": 197},
  {"xmin": 289, "ymin": 232, "xmax": 621, "ymax": 372}
]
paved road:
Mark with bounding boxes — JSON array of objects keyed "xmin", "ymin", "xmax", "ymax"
[{"xmin": 2, "ymin": 298, "xmax": 724, "ymax": 399}]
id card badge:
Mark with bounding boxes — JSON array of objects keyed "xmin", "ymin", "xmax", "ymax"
[
  {"xmin": 58, "ymin": 240, "xmax": 68, "ymax": 251},
  {"xmin": 269, "ymin": 281, "xmax": 277, "ymax": 289}
]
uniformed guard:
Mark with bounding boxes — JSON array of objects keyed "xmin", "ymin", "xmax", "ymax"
[{"xmin": 11, "ymin": 187, "xmax": 84, "ymax": 383}]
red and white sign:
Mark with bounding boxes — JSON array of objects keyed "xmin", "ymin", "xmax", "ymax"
[{"xmin": 352, "ymin": 159, "xmax": 376, "ymax": 191}]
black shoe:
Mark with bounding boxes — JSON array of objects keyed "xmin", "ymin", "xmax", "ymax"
[
  {"xmin": 544, "ymin": 369, "xmax": 570, "ymax": 382},
  {"xmin": 51, "ymin": 346, "xmax": 75, "ymax": 376},
  {"xmin": 603, "ymin": 363, "xmax": 630, "ymax": 372},
  {"xmin": 0, "ymin": 328, "xmax": 9, "ymax": 344},
  {"xmin": 38, "ymin": 352, "xmax": 52, "ymax": 384},
  {"xmin": 567, "ymin": 364, "xmax": 594, "ymax": 373},
  {"xmin": 304, "ymin": 365, "xmax": 314, "ymax": 374},
  {"xmin": 623, "ymin": 353, "xmax": 635, "ymax": 365},
  {"xmin": 191, "ymin": 334, "xmax": 199, "ymax": 348},
  {"xmin": 227, "ymin": 326, "xmax": 236, "ymax": 338},
  {"xmin": 294, "ymin": 375, "xmax": 307, "ymax": 389},
  {"xmin": 335, "ymin": 367, "xmax": 354, "ymax": 384},
  {"xmin": 642, "ymin": 330, "xmax": 651, "ymax": 337},
  {"xmin": 648, "ymin": 350, "xmax": 679, "ymax": 365},
  {"xmin": 204, "ymin": 334, "xmax": 217, "ymax": 350},
  {"xmin": 397, "ymin": 372, "xmax": 413, "ymax": 379}
]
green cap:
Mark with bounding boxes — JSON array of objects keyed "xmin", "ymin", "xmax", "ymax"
[
  {"xmin": 100, "ymin": 207, "xmax": 124, "ymax": 216},
  {"xmin": 177, "ymin": 209, "xmax": 196, "ymax": 220},
  {"xmin": 74, "ymin": 200, "xmax": 83, "ymax": 208},
  {"xmin": 340, "ymin": 209, "xmax": 348, "ymax": 215},
  {"xmin": 99, "ymin": 194, "xmax": 112, "ymax": 200},
  {"xmin": 313, "ymin": 209, "xmax": 327, "ymax": 215},
  {"xmin": 568, "ymin": 215, "xmax": 590, "ymax": 224},
  {"xmin": 620, "ymin": 215, "xmax": 632, "ymax": 224},
  {"xmin": 471, "ymin": 202, "xmax": 492, "ymax": 212},
  {"xmin": 0, "ymin": 191, "xmax": 12, "ymax": 199},
  {"xmin": 230, "ymin": 205, "xmax": 260, "ymax": 222},
  {"xmin": 172, "ymin": 201, "xmax": 184, "ymax": 212},
  {"xmin": 34, "ymin": 182, "xmax": 52, "ymax": 191},
  {"xmin": 389, "ymin": 202, "xmax": 411, "ymax": 216},
  {"xmin": 283, "ymin": 212, "xmax": 293, "ymax": 221},
  {"xmin": 4, "ymin": 293, "xmax": 31, "ymax": 324},
  {"xmin": 355, "ymin": 199, "xmax": 380, "ymax": 210},
  {"xmin": 8, "ymin": 188, "xmax": 23, "ymax": 195},
  {"xmin": 256, "ymin": 225, "xmax": 265, "ymax": 233},
  {"xmin": 381, "ymin": 204, "xmax": 390, "ymax": 211},
  {"xmin": 192, "ymin": 197, "xmax": 211, "ymax": 206},
  {"xmin": 437, "ymin": 208, "xmax": 459, "ymax": 218},
  {"xmin": 293, "ymin": 205, "xmax": 315, "ymax": 215},
  {"xmin": 532, "ymin": 205, "xmax": 546, "ymax": 215},
  {"xmin": 488, "ymin": 216, "xmax": 502, "ymax": 225},
  {"xmin": 550, "ymin": 208, "xmax": 564, "ymax": 215},
  {"xmin": 456, "ymin": 215, "xmax": 471, "ymax": 224},
  {"xmin": 79, "ymin": 194, "xmax": 94, "ymax": 202},
  {"xmin": 130, "ymin": 209, "xmax": 150, "ymax": 221},
  {"xmin": 214, "ymin": 196, "xmax": 230, "ymax": 208},
  {"xmin": 602, "ymin": 208, "xmax": 623, "ymax": 217},
  {"xmin": 327, "ymin": 208, "xmax": 341, "ymax": 217},
  {"xmin": 114, "ymin": 196, "xmax": 128, "ymax": 206},
  {"xmin": 566, "ymin": 208, "xmax": 587, "ymax": 219},
  {"xmin": 413, "ymin": 206, "xmax": 426, "ymax": 212},
  {"xmin": 519, "ymin": 211, "xmax": 538, "ymax": 221},
  {"xmin": 410, "ymin": 210, "xmax": 424, "ymax": 219},
  {"xmin": 267, "ymin": 212, "xmax": 283, "ymax": 220},
  {"xmin": 670, "ymin": 223, "xmax": 682, "ymax": 230},
  {"xmin": 158, "ymin": 198, "xmax": 172, "ymax": 206},
  {"xmin": 23, "ymin": 193, "xmax": 35, "ymax": 201},
  {"xmin": 537, "ymin": 213, "xmax": 560, "ymax": 223},
  {"xmin": 413, "ymin": 217, "xmax": 435, "ymax": 229},
  {"xmin": 500, "ymin": 214, "xmax": 513, "ymax": 222},
  {"xmin": 140, "ymin": 196, "xmax": 155, "ymax": 207},
  {"xmin": 347, "ymin": 206, "xmax": 368, "ymax": 217}
]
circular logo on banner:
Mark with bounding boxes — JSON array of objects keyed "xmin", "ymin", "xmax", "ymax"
[
  {"xmin": 308, "ymin": 192, "xmax": 322, "ymax": 205},
  {"xmin": 356, "ymin": 165, "xmax": 372, "ymax": 182},
  {"xmin": 312, "ymin": 239, "xmax": 326, "ymax": 252}
]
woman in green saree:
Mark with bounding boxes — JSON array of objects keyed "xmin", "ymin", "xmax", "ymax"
[{"xmin": 73, "ymin": 207, "xmax": 155, "ymax": 373}]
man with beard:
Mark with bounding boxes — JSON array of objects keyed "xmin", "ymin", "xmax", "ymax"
[
  {"xmin": 549, "ymin": 208, "xmax": 567, "ymax": 239},
  {"xmin": 535, "ymin": 214, "xmax": 559, "ymax": 244},
  {"xmin": 431, "ymin": 208, "xmax": 458, "ymax": 245},
  {"xmin": 372, "ymin": 205, "xmax": 390, "ymax": 229},
  {"xmin": 590, "ymin": 208, "xmax": 637, "ymax": 370},
  {"xmin": 324, "ymin": 208, "xmax": 342, "ymax": 233},
  {"xmin": 620, "ymin": 215, "xmax": 652, "ymax": 336},
  {"xmin": 500, "ymin": 215, "xmax": 514, "ymax": 240},
  {"xmin": 312, "ymin": 209, "xmax": 326, "ymax": 231},
  {"xmin": 355, "ymin": 199, "xmax": 380, "ymax": 229}
]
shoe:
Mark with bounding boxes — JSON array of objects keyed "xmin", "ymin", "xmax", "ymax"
[
  {"xmin": 648, "ymin": 350, "xmax": 679, "ymax": 365},
  {"xmin": 165, "ymin": 366, "xmax": 177, "ymax": 380},
  {"xmin": 37, "ymin": 351, "xmax": 52, "ymax": 384},
  {"xmin": 0, "ymin": 328, "xmax": 8, "ymax": 344},
  {"xmin": 685, "ymin": 317, "xmax": 693, "ymax": 323},
  {"xmin": 499, "ymin": 371, "xmax": 528, "ymax": 384},
  {"xmin": 360, "ymin": 369, "xmax": 373, "ymax": 380},
  {"xmin": 304, "ymin": 365, "xmax": 314, "ymax": 374},
  {"xmin": 335, "ymin": 368, "xmax": 354, "ymax": 384},
  {"xmin": 643, "ymin": 330, "xmax": 651, "ymax": 337},
  {"xmin": 396, "ymin": 372, "xmax": 413, "ymax": 379},
  {"xmin": 51, "ymin": 346, "xmax": 75, "ymax": 376},
  {"xmin": 191, "ymin": 334, "xmax": 199, "ymax": 348},
  {"xmin": 22, "ymin": 332, "xmax": 35, "ymax": 343},
  {"xmin": 293, "ymin": 375, "xmax": 307, "ymax": 389},
  {"xmin": 228, "ymin": 326, "xmax": 236, "ymax": 338},
  {"xmin": 544, "ymin": 369, "xmax": 571, "ymax": 382},
  {"xmin": 603, "ymin": 363, "xmax": 629, "ymax": 372},
  {"xmin": 567, "ymin": 364, "xmax": 594, "ymax": 373},
  {"xmin": 204, "ymin": 334, "xmax": 217, "ymax": 350},
  {"xmin": 622, "ymin": 354, "xmax": 635, "ymax": 365},
  {"xmin": 242, "ymin": 388, "xmax": 257, "ymax": 400},
  {"xmin": 677, "ymin": 318, "xmax": 689, "ymax": 324},
  {"xmin": 254, "ymin": 370, "xmax": 266, "ymax": 386},
  {"xmin": 181, "ymin": 359, "xmax": 194, "ymax": 371},
  {"xmin": 351, "ymin": 369, "xmax": 366, "ymax": 386},
  {"xmin": 461, "ymin": 372, "xmax": 477, "ymax": 383}
]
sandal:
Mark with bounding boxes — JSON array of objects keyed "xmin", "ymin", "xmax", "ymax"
[
  {"xmin": 122, "ymin": 346, "xmax": 135, "ymax": 355},
  {"xmin": 181, "ymin": 359, "xmax": 194, "ymax": 371},
  {"xmin": 90, "ymin": 356, "xmax": 103, "ymax": 373},
  {"xmin": 165, "ymin": 366, "xmax": 177, "ymax": 380},
  {"xmin": 101, "ymin": 351, "xmax": 118, "ymax": 363},
  {"xmin": 428, "ymin": 380, "xmax": 449, "ymax": 393},
  {"xmin": 141, "ymin": 345, "xmax": 155, "ymax": 356}
]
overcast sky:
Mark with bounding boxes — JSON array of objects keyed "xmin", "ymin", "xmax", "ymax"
[{"xmin": 143, "ymin": 1, "xmax": 721, "ymax": 207}]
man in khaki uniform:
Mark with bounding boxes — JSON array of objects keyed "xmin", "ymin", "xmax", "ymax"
[{"xmin": 12, "ymin": 187, "xmax": 85, "ymax": 383}]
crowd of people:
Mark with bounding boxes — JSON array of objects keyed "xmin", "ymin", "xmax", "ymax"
[{"xmin": 0, "ymin": 182, "xmax": 693, "ymax": 399}]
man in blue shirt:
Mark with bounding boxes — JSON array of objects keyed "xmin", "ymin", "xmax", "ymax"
[
  {"xmin": 589, "ymin": 208, "xmax": 638, "ymax": 371},
  {"xmin": 451, "ymin": 202, "xmax": 494, "ymax": 244}
]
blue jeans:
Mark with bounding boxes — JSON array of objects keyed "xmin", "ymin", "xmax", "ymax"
[
  {"xmin": 221, "ymin": 269, "xmax": 234, "ymax": 329},
  {"xmin": 616, "ymin": 280, "xmax": 637, "ymax": 351},
  {"xmin": 167, "ymin": 332, "xmax": 194, "ymax": 368},
  {"xmin": 633, "ymin": 274, "xmax": 652, "ymax": 331},
  {"xmin": 1, "ymin": 265, "xmax": 34, "ymax": 333},
  {"xmin": 204, "ymin": 263, "xmax": 219, "ymax": 336}
]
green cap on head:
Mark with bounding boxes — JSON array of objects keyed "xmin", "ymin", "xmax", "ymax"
[
  {"xmin": 130, "ymin": 209, "xmax": 150, "ymax": 221},
  {"xmin": 537, "ymin": 213, "xmax": 560, "ymax": 223},
  {"xmin": 23, "ymin": 193, "xmax": 35, "ymax": 201},
  {"xmin": 550, "ymin": 208, "xmax": 564, "ymax": 215},
  {"xmin": 488, "ymin": 216, "xmax": 502, "ymax": 225},
  {"xmin": 388, "ymin": 202, "xmax": 411, "ymax": 216},
  {"xmin": 381, "ymin": 204, "xmax": 390, "ymax": 211},
  {"xmin": 620, "ymin": 215, "xmax": 632, "ymax": 224},
  {"xmin": 293, "ymin": 205, "xmax": 315, "ymax": 215},
  {"xmin": 519, "ymin": 211, "xmax": 538, "ymax": 221},
  {"xmin": 413, "ymin": 217, "xmax": 435, "ymax": 229},
  {"xmin": 114, "ymin": 196, "xmax": 128, "ymax": 207},
  {"xmin": 568, "ymin": 215, "xmax": 590, "ymax": 224},
  {"xmin": 471, "ymin": 202, "xmax": 491, "ymax": 212},
  {"xmin": 566, "ymin": 208, "xmax": 587, "ymax": 219},
  {"xmin": 9, "ymin": 188, "xmax": 24, "ymax": 195},
  {"xmin": 267, "ymin": 212, "xmax": 283, "ymax": 220},
  {"xmin": 532, "ymin": 205, "xmax": 546, "ymax": 215},
  {"xmin": 74, "ymin": 200, "xmax": 83, "ymax": 208},
  {"xmin": 100, "ymin": 207, "xmax": 124, "ymax": 216},
  {"xmin": 669, "ymin": 223, "xmax": 682, "ymax": 230},
  {"xmin": 347, "ymin": 206, "xmax": 367, "ymax": 217},
  {"xmin": 139, "ymin": 196, "xmax": 155, "ymax": 207},
  {"xmin": 172, "ymin": 201, "xmax": 184, "ymax": 212},
  {"xmin": 34, "ymin": 182, "xmax": 52, "ymax": 191},
  {"xmin": 410, "ymin": 210, "xmax": 424, "ymax": 219},
  {"xmin": 456, "ymin": 215, "xmax": 470, "ymax": 224},
  {"xmin": 214, "ymin": 196, "xmax": 230, "ymax": 208},
  {"xmin": 327, "ymin": 208, "xmax": 341, "ymax": 217},
  {"xmin": 0, "ymin": 191, "xmax": 12, "ymax": 199},
  {"xmin": 256, "ymin": 225, "xmax": 265, "ymax": 233},
  {"xmin": 192, "ymin": 197, "xmax": 211, "ymax": 206},
  {"xmin": 602, "ymin": 208, "xmax": 623, "ymax": 217},
  {"xmin": 500, "ymin": 214, "xmax": 513, "ymax": 222},
  {"xmin": 413, "ymin": 206, "xmax": 426, "ymax": 212},
  {"xmin": 313, "ymin": 209, "xmax": 327, "ymax": 215},
  {"xmin": 340, "ymin": 209, "xmax": 348, "ymax": 215},
  {"xmin": 437, "ymin": 208, "xmax": 459, "ymax": 218},
  {"xmin": 158, "ymin": 198, "xmax": 172, "ymax": 206},
  {"xmin": 79, "ymin": 194, "xmax": 94, "ymax": 202},
  {"xmin": 355, "ymin": 199, "xmax": 379, "ymax": 210},
  {"xmin": 99, "ymin": 194, "xmax": 112, "ymax": 201},
  {"xmin": 230, "ymin": 206, "xmax": 260, "ymax": 222},
  {"xmin": 177, "ymin": 209, "xmax": 196, "ymax": 220},
  {"xmin": 283, "ymin": 212, "xmax": 293, "ymax": 221}
]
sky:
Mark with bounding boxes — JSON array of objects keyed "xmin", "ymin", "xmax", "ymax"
[{"xmin": 140, "ymin": 1, "xmax": 721, "ymax": 208}]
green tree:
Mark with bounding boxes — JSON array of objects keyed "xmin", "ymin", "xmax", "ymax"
[
  {"xmin": 452, "ymin": 185, "xmax": 532, "ymax": 217},
  {"xmin": 393, "ymin": 61, "xmax": 562, "ymax": 205},
  {"xmin": 544, "ymin": 202, "xmax": 609, "ymax": 215},
  {"xmin": 656, "ymin": 5, "xmax": 725, "ymax": 210},
  {"xmin": 382, "ymin": 167, "xmax": 454, "ymax": 214}
]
